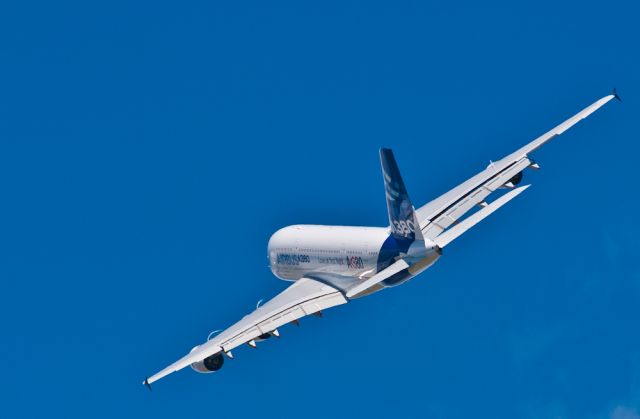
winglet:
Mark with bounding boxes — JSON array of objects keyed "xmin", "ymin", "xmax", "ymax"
[
  {"xmin": 143, "ymin": 377, "xmax": 152, "ymax": 392},
  {"xmin": 612, "ymin": 88, "xmax": 622, "ymax": 102}
]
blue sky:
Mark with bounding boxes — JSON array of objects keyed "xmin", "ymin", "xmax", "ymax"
[{"xmin": 0, "ymin": 1, "xmax": 638, "ymax": 418}]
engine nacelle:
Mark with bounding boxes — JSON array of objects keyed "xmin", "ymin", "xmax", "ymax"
[
  {"xmin": 509, "ymin": 171, "xmax": 523, "ymax": 185},
  {"xmin": 190, "ymin": 348, "xmax": 224, "ymax": 374},
  {"xmin": 500, "ymin": 171, "xmax": 524, "ymax": 189}
]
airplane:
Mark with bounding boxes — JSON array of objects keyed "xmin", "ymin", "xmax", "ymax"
[{"xmin": 143, "ymin": 90, "xmax": 620, "ymax": 389}]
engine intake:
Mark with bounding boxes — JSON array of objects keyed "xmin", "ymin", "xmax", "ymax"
[
  {"xmin": 509, "ymin": 171, "xmax": 523, "ymax": 186},
  {"xmin": 190, "ymin": 352, "xmax": 225, "ymax": 373}
]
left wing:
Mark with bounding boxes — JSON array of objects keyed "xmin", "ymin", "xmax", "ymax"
[
  {"xmin": 145, "ymin": 278, "xmax": 347, "ymax": 386},
  {"xmin": 145, "ymin": 254, "xmax": 418, "ymax": 386}
]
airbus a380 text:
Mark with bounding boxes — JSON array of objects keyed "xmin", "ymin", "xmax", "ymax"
[{"xmin": 144, "ymin": 91, "xmax": 620, "ymax": 388}]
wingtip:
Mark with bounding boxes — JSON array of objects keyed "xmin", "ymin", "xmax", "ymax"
[
  {"xmin": 612, "ymin": 88, "xmax": 622, "ymax": 102},
  {"xmin": 143, "ymin": 377, "xmax": 152, "ymax": 392}
]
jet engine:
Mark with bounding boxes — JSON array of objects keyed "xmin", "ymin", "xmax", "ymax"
[
  {"xmin": 190, "ymin": 350, "xmax": 224, "ymax": 373},
  {"xmin": 501, "ymin": 171, "xmax": 524, "ymax": 189},
  {"xmin": 509, "ymin": 171, "xmax": 523, "ymax": 185}
]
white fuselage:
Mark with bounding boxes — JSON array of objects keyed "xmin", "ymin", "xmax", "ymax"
[{"xmin": 268, "ymin": 225, "xmax": 441, "ymax": 294}]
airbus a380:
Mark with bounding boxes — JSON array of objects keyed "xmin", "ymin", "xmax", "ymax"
[{"xmin": 144, "ymin": 91, "xmax": 620, "ymax": 388}]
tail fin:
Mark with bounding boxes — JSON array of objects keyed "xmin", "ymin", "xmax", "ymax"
[{"xmin": 380, "ymin": 148, "xmax": 423, "ymax": 242}]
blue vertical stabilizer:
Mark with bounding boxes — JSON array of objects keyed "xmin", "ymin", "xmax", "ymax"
[{"xmin": 379, "ymin": 148, "xmax": 423, "ymax": 242}]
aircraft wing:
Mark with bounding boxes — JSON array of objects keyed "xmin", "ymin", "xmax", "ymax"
[
  {"xmin": 415, "ymin": 92, "xmax": 619, "ymax": 240},
  {"xmin": 144, "ymin": 278, "xmax": 348, "ymax": 386}
]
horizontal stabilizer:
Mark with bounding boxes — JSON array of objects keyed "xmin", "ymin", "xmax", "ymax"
[
  {"xmin": 346, "ymin": 259, "xmax": 409, "ymax": 298},
  {"xmin": 434, "ymin": 185, "xmax": 531, "ymax": 248}
]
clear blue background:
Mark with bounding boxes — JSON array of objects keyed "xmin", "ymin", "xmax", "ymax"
[{"xmin": 1, "ymin": 1, "xmax": 638, "ymax": 418}]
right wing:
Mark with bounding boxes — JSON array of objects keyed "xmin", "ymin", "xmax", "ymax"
[{"xmin": 415, "ymin": 92, "xmax": 618, "ymax": 241}]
